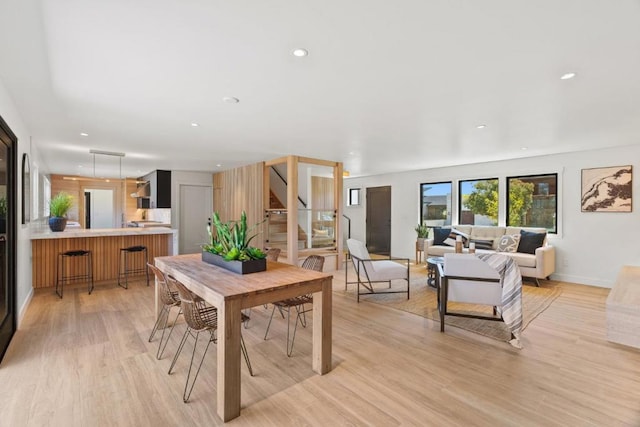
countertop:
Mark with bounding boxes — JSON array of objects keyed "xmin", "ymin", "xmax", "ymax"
[{"xmin": 31, "ymin": 227, "xmax": 177, "ymax": 240}]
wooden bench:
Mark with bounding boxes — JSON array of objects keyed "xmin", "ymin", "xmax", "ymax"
[{"xmin": 606, "ymin": 265, "xmax": 640, "ymax": 349}]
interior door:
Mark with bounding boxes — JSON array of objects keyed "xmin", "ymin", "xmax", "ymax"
[
  {"xmin": 179, "ymin": 184, "xmax": 213, "ymax": 254},
  {"xmin": 366, "ymin": 186, "xmax": 391, "ymax": 255},
  {"xmin": 0, "ymin": 116, "xmax": 17, "ymax": 364}
]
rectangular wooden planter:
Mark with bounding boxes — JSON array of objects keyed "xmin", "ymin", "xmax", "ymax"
[{"xmin": 201, "ymin": 251, "xmax": 267, "ymax": 274}]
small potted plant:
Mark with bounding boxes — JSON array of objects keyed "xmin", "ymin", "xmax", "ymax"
[
  {"xmin": 49, "ymin": 192, "xmax": 74, "ymax": 232},
  {"xmin": 415, "ymin": 223, "xmax": 429, "ymax": 251},
  {"xmin": 0, "ymin": 196, "xmax": 6, "ymax": 234},
  {"xmin": 202, "ymin": 210, "xmax": 266, "ymax": 274}
]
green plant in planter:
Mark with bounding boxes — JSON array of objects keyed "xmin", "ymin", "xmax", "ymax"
[
  {"xmin": 0, "ymin": 196, "xmax": 6, "ymax": 218},
  {"xmin": 415, "ymin": 223, "xmax": 429, "ymax": 238},
  {"xmin": 50, "ymin": 192, "xmax": 74, "ymax": 218},
  {"xmin": 203, "ymin": 211, "xmax": 266, "ymax": 261}
]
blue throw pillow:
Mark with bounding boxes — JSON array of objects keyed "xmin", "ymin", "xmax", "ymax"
[
  {"xmin": 517, "ymin": 230, "xmax": 546, "ymax": 254},
  {"xmin": 433, "ymin": 227, "xmax": 450, "ymax": 246}
]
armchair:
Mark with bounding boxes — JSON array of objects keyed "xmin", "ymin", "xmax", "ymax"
[
  {"xmin": 346, "ymin": 239, "xmax": 410, "ymax": 302},
  {"xmin": 437, "ymin": 253, "xmax": 523, "ymax": 347}
]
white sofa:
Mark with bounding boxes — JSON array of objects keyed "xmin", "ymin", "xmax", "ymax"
[{"xmin": 424, "ymin": 225, "xmax": 555, "ymax": 285}]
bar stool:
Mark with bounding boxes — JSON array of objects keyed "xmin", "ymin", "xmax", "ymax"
[
  {"xmin": 118, "ymin": 245, "xmax": 150, "ymax": 289},
  {"xmin": 55, "ymin": 249, "xmax": 94, "ymax": 299}
]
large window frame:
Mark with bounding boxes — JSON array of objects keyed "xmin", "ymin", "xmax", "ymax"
[
  {"xmin": 420, "ymin": 181, "xmax": 452, "ymax": 229},
  {"xmin": 458, "ymin": 178, "xmax": 499, "ymax": 226},
  {"xmin": 506, "ymin": 173, "xmax": 558, "ymax": 233}
]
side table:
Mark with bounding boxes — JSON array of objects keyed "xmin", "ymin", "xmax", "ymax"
[
  {"xmin": 415, "ymin": 240, "xmax": 424, "ymax": 264},
  {"xmin": 426, "ymin": 256, "xmax": 444, "ymax": 289}
]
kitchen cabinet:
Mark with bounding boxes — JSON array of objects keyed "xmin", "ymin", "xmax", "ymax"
[{"xmin": 140, "ymin": 169, "xmax": 172, "ymax": 208}]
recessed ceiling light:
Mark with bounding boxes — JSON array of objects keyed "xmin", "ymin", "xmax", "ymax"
[
  {"xmin": 191, "ymin": 122, "xmax": 199, "ymax": 127},
  {"xmin": 521, "ymin": 147, "xmax": 528, "ymax": 150},
  {"xmin": 216, "ymin": 164, "xmax": 222, "ymax": 167},
  {"xmin": 292, "ymin": 48, "xmax": 308, "ymax": 57},
  {"xmin": 348, "ymin": 151, "xmax": 355, "ymax": 155},
  {"xmin": 560, "ymin": 72, "xmax": 576, "ymax": 80},
  {"xmin": 78, "ymin": 165, "xmax": 83, "ymax": 168},
  {"xmin": 80, "ymin": 132, "xmax": 89, "ymax": 137},
  {"xmin": 223, "ymin": 97, "xmax": 239, "ymax": 104},
  {"xmin": 476, "ymin": 124, "xmax": 487, "ymax": 129}
]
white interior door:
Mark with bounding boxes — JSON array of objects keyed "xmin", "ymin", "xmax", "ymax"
[{"xmin": 179, "ymin": 184, "xmax": 213, "ymax": 254}]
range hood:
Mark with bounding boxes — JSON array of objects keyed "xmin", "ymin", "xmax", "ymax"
[{"xmin": 131, "ymin": 181, "xmax": 150, "ymax": 198}]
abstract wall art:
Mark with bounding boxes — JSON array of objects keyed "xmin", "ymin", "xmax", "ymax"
[{"xmin": 581, "ymin": 165, "xmax": 632, "ymax": 212}]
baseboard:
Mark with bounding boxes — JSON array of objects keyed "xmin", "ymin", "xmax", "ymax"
[
  {"xmin": 550, "ymin": 273, "xmax": 612, "ymax": 288},
  {"xmin": 17, "ymin": 287, "xmax": 34, "ymax": 329}
]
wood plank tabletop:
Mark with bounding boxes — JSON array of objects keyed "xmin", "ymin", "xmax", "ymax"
[{"xmin": 154, "ymin": 253, "xmax": 333, "ymax": 307}]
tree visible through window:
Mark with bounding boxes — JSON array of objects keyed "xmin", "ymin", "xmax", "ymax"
[
  {"xmin": 459, "ymin": 178, "xmax": 499, "ymax": 225},
  {"xmin": 507, "ymin": 174, "xmax": 557, "ymax": 233}
]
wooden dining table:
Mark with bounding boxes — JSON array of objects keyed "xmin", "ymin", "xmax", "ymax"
[{"xmin": 154, "ymin": 253, "xmax": 333, "ymax": 422}]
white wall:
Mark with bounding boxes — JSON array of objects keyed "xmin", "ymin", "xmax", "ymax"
[
  {"xmin": 0, "ymin": 78, "xmax": 33, "ymax": 325},
  {"xmin": 344, "ymin": 145, "xmax": 640, "ymax": 288}
]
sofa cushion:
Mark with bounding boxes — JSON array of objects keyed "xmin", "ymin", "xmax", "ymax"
[
  {"xmin": 517, "ymin": 229, "xmax": 546, "ymax": 254},
  {"xmin": 503, "ymin": 251, "xmax": 537, "ymax": 268},
  {"xmin": 452, "ymin": 225, "xmax": 472, "ymax": 235},
  {"xmin": 444, "ymin": 229, "xmax": 469, "ymax": 247},
  {"xmin": 470, "ymin": 238, "xmax": 494, "ymax": 250},
  {"xmin": 497, "ymin": 234, "xmax": 521, "ymax": 253},
  {"xmin": 433, "ymin": 227, "xmax": 451, "ymax": 246},
  {"xmin": 470, "ymin": 225, "xmax": 506, "ymax": 240}
]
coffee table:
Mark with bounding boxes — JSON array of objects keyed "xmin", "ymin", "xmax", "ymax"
[{"xmin": 426, "ymin": 256, "xmax": 444, "ymax": 288}]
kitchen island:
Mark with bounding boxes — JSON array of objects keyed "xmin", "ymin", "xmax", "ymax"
[{"xmin": 31, "ymin": 227, "xmax": 178, "ymax": 288}]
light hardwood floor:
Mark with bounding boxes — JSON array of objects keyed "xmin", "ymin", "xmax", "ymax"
[{"xmin": 1, "ymin": 266, "xmax": 639, "ymax": 426}]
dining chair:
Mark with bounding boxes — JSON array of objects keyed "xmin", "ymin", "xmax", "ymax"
[
  {"xmin": 147, "ymin": 263, "xmax": 182, "ymax": 360},
  {"xmin": 263, "ymin": 255, "xmax": 324, "ymax": 356},
  {"xmin": 167, "ymin": 276, "xmax": 254, "ymax": 402}
]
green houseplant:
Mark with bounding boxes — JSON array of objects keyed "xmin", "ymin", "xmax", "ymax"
[
  {"xmin": 415, "ymin": 223, "xmax": 429, "ymax": 252},
  {"xmin": 202, "ymin": 210, "xmax": 266, "ymax": 274},
  {"xmin": 0, "ymin": 196, "xmax": 6, "ymax": 234},
  {"xmin": 49, "ymin": 192, "xmax": 74, "ymax": 232}
]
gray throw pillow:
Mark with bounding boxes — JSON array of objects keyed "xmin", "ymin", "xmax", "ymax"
[{"xmin": 497, "ymin": 234, "xmax": 521, "ymax": 253}]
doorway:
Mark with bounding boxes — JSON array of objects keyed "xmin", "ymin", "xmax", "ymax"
[
  {"xmin": 366, "ymin": 186, "xmax": 391, "ymax": 255},
  {"xmin": 179, "ymin": 184, "xmax": 213, "ymax": 254},
  {"xmin": 0, "ymin": 116, "xmax": 17, "ymax": 364}
]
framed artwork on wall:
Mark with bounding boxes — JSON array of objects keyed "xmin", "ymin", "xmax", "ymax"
[
  {"xmin": 581, "ymin": 165, "xmax": 632, "ymax": 212},
  {"xmin": 22, "ymin": 153, "xmax": 30, "ymax": 224}
]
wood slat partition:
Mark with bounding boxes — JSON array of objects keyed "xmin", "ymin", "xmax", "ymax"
[
  {"xmin": 212, "ymin": 162, "xmax": 265, "ymax": 249},
  {"xmin": 31, "ymin": 234, "xmax": 170, "ymax": 288}
]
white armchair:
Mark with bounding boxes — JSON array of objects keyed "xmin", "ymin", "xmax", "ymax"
[
  {"xmin": 437, "ymin": 253, "xmax": 524, "ymax": 346},
  {"xmin": 346, "ymin": 239, "xmax": 410, "ymax": 302},
  {"xmin": 437, "ymin": 253, "xmax": 504, "ymax": 330}
]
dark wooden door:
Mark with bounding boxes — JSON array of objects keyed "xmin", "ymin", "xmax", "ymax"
[
  {"xmin": 366, "ymin": 186, "xmax": 391, "ymax": 255},
  {"xmin": 0, "ymin": 116, "xmax": 17, "ymax": 364}
]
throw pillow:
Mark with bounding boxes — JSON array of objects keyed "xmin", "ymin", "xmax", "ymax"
[
  {"xmin": 497, "ymin": 234, "xmax": 521, "ymax": 253},
  {"xmin": 470, "ymin": 238, "xmax": 494, "ymax": 250},
  {"xmin": 433, "ymin": 227, "xmax": 450, "ymax": 246},
  {"xmin": 444, "ymin": 229, "xmax": 470, "ymax": 247},
  {"xmin": 517, "ymin": 230, "xmax": 546, "ymax": 254}
]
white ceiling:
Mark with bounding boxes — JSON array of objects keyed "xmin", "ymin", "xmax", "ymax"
[{"xmin": 1, "ymin": 0, "xmax": 639, "ymax": 178}]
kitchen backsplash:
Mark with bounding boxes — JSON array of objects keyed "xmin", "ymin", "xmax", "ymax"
[{"xmin": 146, "ymin": 208, "xmax": 171, "ymax": 224}]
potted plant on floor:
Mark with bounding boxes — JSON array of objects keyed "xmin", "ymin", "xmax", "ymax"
[
  {"xmin": 202, "ymin": 210, "xmax": 267, "ymax": 274},
  {"xmin": 0, "ymin": 196, "xmax": 6, "ymax": 234},
  {"xmin": 49, "ymin": 192, "xmax": 74, "ymax": 232},
  {"xmin": 415, "ymin": 222, "xmax": 429, "ymax": 251}
]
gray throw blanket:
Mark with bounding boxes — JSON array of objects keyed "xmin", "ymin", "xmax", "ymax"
[{"xmin": 477, "ymin": 253, "xmax": 523, "ymax": 348}]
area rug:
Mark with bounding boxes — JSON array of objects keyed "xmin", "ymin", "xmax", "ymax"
[{"xmin": 344, "ymin": 272, "xmax": 562, "ymax": 343}]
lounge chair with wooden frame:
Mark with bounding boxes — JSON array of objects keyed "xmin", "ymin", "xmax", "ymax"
[{"xmin": 346, "ymin": 239, "xmax": 410, "ymax": 302}]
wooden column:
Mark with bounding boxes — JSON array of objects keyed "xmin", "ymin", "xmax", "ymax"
[{"xmin": 286, "ymin": 156, "xmax": 299, "ymax": 264}]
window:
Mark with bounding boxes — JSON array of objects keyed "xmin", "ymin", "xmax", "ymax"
[
  {"xmin": 458, "ymin": 178, "xmax": 499, "ymax": 225},
  {"xmin": 507, "ymin": 173, "xmax": 557, "ymax": 233},
  {"xmin": 348, "ymin": 188, "xmax": 360, "ymax": 206},
  {"xmin": 43, "ymin": 175, "xmax": 51, "ymax": 217},
  {"xmin": 420, "ymin": 182, "xmax": 452, "ymax": 229}
]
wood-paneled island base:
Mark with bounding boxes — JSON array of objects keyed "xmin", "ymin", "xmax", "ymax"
[
  {"xmin": 31, "ymin": 227, "xmax": 178, "ymax": 288},
  {"xmin": 154, "ymin": 253, "xmax": 333, "ymax": 422}
]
